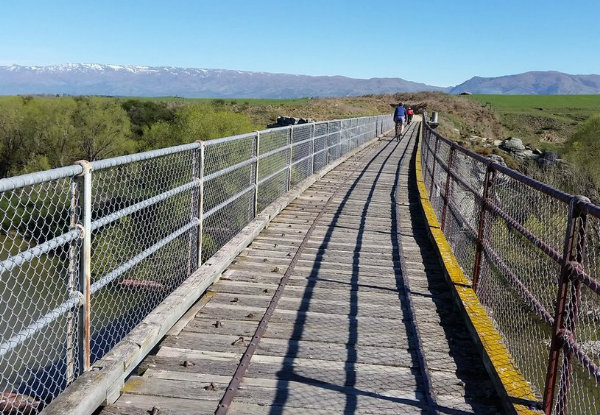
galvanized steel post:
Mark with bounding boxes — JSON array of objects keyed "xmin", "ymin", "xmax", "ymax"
[
  {"xmin": 196, "ymin": 141, "xmax": 205, "ymax": 267},
  {"xmin": 286, "ymin": 126, "xmax": 293, "ymax": 192},
  {"xmin": 337, "ymin": 121, "xmax": 342, "ymax": 159},
  {"xmin": 310, "ymin": 123, "xmax": 316, "ymax": 175},
  {"xmin": 67, "ymin": 173, "xmax": 81, "ymax": 383},
  {"xmin": 75, "ymin": 160, "xmax": 92, "ymax": 372},
  {"xmin": 326, "ymin": 122, "xmax": 330, "ymax": 165},
  {"xmin": 253, "ymin": 132, "xmax": 260, "ymax": 217}
]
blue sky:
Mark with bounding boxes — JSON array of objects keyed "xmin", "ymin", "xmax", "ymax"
[{"xmin": 1, "ymin": 0, "xmax": 599, "ymax": 87}]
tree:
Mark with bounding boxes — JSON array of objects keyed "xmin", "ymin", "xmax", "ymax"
[{"xmin": 71, "ymin": 97, "xmax": 135, "ymax": 161}]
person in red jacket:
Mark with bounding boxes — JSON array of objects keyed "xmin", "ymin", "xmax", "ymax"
[{"xmin": 406, "ymin": 107, "xmax": 414, "ymax": 124}]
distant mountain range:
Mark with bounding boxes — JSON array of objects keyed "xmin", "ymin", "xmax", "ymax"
[
  {"xmin": 449, "ymin": 71, "xmax": 600, "ymax": 95},
  {"xmin": 0, "ymin": 64, "xmax": 443, "ymax": 98},
  {"xmin": 0, "ymin": 64, "xmax": 599, "ymax": 97}
]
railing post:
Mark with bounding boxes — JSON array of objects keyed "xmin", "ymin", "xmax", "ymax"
[
  {"xmin": 543, "ymin": 195, "xmax": 589, "ymax": 415},
  {"xmin": 286, "ymin": 126, "xmax": 293, "ymax": 191},
  {"xmin": 422, "ymin": 123, "xmax": 429, "ymax": 178},
  {"xmin": 428, "ymin": 134, "xmax": 441, "ymax": 201},
  {"xmin": 441, "ymin": 144, "xmax": 456, "ymax": 231},
  {"xmin": 67, "ymin": 173, "xmax": 80, "ymax": 383},
  {"xmin": 196, "ymin": 141, "xmax": 205, "ymax": 267},
  {"xmin": 337, "ymin": 121, "xmax": 342, "ymax": 158},
  {"xmin": 472, "ymin": 164, "xmax": 495, "ymax": 293},
  {"xmin": 423, "ymin": 127, "xmax": 433, "ymax": 190},
  {"xmin": 74, "ymin": 160, "xmax": 92, "ymax": 373},
  {"xmin": 423, "ymin": 122, "xmax": 431, "ymax": 167},
  {"xmin": 310, "ymin": 123, "xmax": 316, "ymax": 175},
  {"xmin": 253, "ymin": 132, "xmax": 260, "ymax": 217},
  {"xmin": 326, "ymin": 122, "xmax": 330, "ymax": 165}
]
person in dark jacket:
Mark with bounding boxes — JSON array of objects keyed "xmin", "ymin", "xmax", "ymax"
[{"xmin": 393, "ymin": 103, "xmax": 407, "ymax": 139}]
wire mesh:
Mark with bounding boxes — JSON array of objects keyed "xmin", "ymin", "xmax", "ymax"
[
  {"xmin": 89, "ymin": 148, "xmax": 197, "ymax": 363},
  {"xmin": 0, "ymin": 114, "xmax": 391, "ymax": 412},
  {"xmin": 290, "ymin": 124, "xmax": 313, "ymax": 187},
  {"xmin": 421, "ymin": 120, "xmax": 600, "ymax": 415},
  {"xmin": 327, "ymin": 121, "xmax": 341, "ymax": 162},
  {"xmin": 0, "ymin": 170, "xmax": 81, "ymax": 414},
  {"xmin": 313, "ymin": 122, "xmax": 328, "ymax": 173},
  {"xmin": 559, "ymin": 212, "xmax": 600, "ymax": 414}
]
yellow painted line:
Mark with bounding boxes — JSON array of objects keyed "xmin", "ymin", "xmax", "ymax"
[{"xmin": 414, "ymin": 137, "xmax": 542, "ymax": 415}]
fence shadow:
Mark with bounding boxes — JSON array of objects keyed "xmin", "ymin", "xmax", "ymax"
[
  {"xmin": 403, "ymin": 134, "xmax": 505, "ymax": 413},
  {"xmin": 269, "ymin": 134, "xmax": 428, "ymax": 413}
]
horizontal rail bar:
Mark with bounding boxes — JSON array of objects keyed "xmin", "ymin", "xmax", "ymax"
[
  {"xmin": 203, "ymin": 186, "xmax": 253, "ymax": 220},
  {"xmin": 568, "ymin": 262, "xmax": 600, "ymax": 296},
  {"xmin": 0, "ymin": 229, "xmax": 81, "ymax": 272},
  {"xmin": 433, "ymin": 144, "xmax": 565, "ymax": 266},
  {"xmin": 0, "ymin": 293, "xmax": 82, "ymax": 358},
  {"xmin": 257, "ymin": 165, "xmax": 289, "ymax": 187},
  {"xmin": 203, "ymin": 132, "xmax": 256, "ymax": 147},
  {"xmin": 560, "ymin": 329, "xmax": 600, "ymax": 382},
  {"xmin": 482, "ymin": 240, "xmax": 555, "ymax": 326},
  {"xmin": 91, "ymin": 180, "xmax": 199, "ymax": 232},
  {"xmin": 91, "ymin": 143, "xmax": 200, "ymax": 171},
  {"xmin": 258, "ymin": 144, "xmax": 289, "ymax": 161},
  {"xmin": 579, "ymin": 200, "xmax": 600, "ymax": 220},
  {"xmin": 203, "ymin": 157, "xmax": 256, "ymax": 183},
  {"xmin": 291, "ymin": 150, "xmax": 316, "ymax": 168},
  {"xmin": 0, "ymin": 165, "xmax": 82, "ymax": 192},
  {"xmin": 485, "ymin": 200, "xmax": 563, "ymax": 264},
  {"xmin": 90, "ymin": 221, "xmax": 198, "ymax": 295}
]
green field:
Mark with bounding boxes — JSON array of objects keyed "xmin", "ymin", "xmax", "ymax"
[
  {"xmin": 463, "ymin": 94, "xmax": 600, "ymax": 150},
  {"xmin": 467, "ymin": 94, "xmax": 600, "ymax": 111}
]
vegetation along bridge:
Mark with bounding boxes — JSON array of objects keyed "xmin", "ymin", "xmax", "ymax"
[{"xmin": 1, "ymin": 114, "xmax": 600, "ymax": 415}]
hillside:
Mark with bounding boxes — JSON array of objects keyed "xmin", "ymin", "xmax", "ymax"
[{"xmin": 451, "ymin": 71, "xmax": 600, "ymax": 94}]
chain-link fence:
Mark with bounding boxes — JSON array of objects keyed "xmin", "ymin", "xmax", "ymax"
[
  {"xmin": 0, "ymin": 114, "xmax": 393, "ymax": 414},
  {"xmin": 421, "ymin": 117, "xmax": 600, "ymax": 415}
]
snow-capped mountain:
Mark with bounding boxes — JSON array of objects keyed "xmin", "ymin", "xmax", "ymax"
[{"xmin": 0, "ymin": 63, "xmax": 444, "ymax": 98}]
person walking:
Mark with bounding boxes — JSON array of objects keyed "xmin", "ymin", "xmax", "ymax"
[{"xmin": 393, "ymin": 102, "xmax": 407, "ymax": 140}]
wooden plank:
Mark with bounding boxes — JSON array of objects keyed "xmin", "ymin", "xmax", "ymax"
[{"xmin": 118, "ymin": 376, "xmax": 427, "ymax": 414}]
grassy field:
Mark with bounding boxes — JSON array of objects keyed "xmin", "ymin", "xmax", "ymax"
[{"xmin": 463, "ymin": 94, "xmax": 600, "ymax": 150}]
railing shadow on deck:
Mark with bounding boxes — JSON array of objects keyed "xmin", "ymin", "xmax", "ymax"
[
  {"xmin": 404, "ymin": 133, "xmax": 505, "ymax": 414},
  {"xmin": 269, "ymin": 136, "xmax": 429, "ymax": 414}
]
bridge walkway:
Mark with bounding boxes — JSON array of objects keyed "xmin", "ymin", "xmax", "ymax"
[{"xmin": 100, "ymin": 122, "xmax": 504, "ymax": 414}]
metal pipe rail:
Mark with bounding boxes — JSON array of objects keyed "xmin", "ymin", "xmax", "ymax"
[
  {"xmin": 420, "ymin": 117, "xmax": 600, "ymax": 415},
  {"xmin": 0, "ymin": 114, "xmax": 394, "ymax": 413}
]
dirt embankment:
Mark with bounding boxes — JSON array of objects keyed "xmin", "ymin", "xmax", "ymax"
[{"xmin": 238, "ymin": 92, "xmax": 504, "ymax": 144}]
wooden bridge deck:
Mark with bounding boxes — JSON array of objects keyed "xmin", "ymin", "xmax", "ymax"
[{"xmin": 101, "ymin": 123, "xmax": 505, "ymax": 414}]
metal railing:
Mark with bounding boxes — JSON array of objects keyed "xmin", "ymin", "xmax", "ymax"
[
  {"xmin": 421, "ymin": 118, "xmax": 600, "ymax": 415},
  {"xmin": 0, "ymin": 114, "xmax": 394, "ymax": 413}
]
